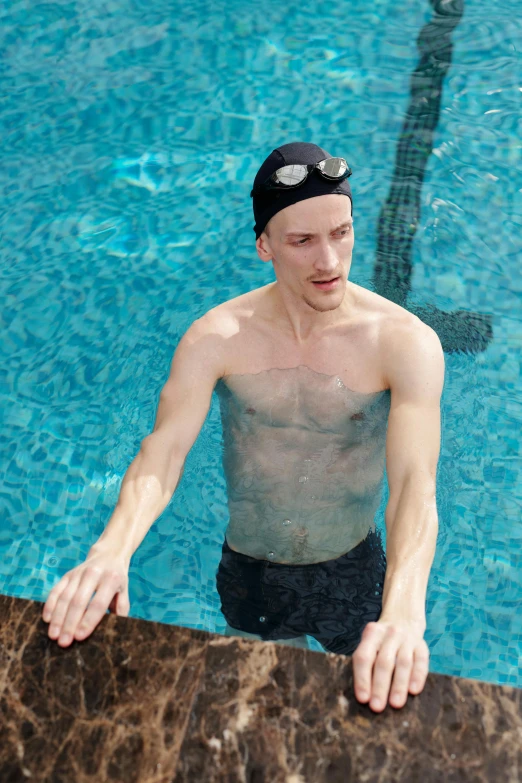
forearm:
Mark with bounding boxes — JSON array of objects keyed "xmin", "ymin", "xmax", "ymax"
[
  {"xmin": 380, "ymin": 489, "xmax": 439, "ymax": 629},
  {"xmin": 92, "ymin": 436, "xmax": 184, "ymax": 564}
]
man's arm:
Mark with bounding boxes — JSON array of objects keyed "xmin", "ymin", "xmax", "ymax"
[
  {"xmin": 41, "ymin": 313, "xmax": 227, "ymax": 648},
  {"xmin": 379, "ymin": 317, "xmax": 445, "ymax": 626},
  {"xmin": 350, "ymin": 316, "xmax": 444, "ymax": 713},
  {"xmin": 93, "ymin": 311, "xmax": 226, "ymax": 563}
]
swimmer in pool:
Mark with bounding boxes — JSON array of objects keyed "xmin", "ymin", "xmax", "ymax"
[{"xmin": 42, "ymin": 142, "xmax": 444, "ymax": 713}]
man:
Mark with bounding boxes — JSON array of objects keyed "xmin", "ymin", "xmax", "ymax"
[{"xmin": 42, "ymin": 142, "xmax": 444, "ymax": 713}]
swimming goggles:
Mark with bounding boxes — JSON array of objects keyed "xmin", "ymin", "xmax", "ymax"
[{"xmin": 250, "ymin": 157, "xmax": 352, "ymax": 196}]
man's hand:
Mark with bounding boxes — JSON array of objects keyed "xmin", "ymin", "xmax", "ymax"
[{"xmin": 351, "ymin": 619, "xmax": 429, "ymax": 712}]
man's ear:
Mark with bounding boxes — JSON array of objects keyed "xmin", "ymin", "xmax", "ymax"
[{"xmin": 256, "ymin": 234, "xmax": 272, "ymax": 262}]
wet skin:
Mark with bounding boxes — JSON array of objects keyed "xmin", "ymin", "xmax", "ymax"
[{"xmin": 216, "ymin": 365, "xmax": 391, "ymax": 564}]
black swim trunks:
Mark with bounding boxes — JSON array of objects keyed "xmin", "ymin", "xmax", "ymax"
[{"xmin": 216, "ymin": 527, "xmax": 387, "ymax": 655}]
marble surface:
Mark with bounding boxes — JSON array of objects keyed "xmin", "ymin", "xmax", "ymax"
[{"xmin": 1, "ymin": 594, "xmax": 520, "ymax": 782}]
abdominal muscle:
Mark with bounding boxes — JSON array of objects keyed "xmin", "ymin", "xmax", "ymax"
[
  {"xmin": 225, "ymin": 503, "xmax": 379, "ymax": 564},
  {"xmin": 223, "ymin": 440, "xmax": 385, "ymax": 564}
]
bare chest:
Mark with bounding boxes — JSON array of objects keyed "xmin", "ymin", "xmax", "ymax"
[
  {"xmin": 216, "ymin": 366, "xmax": 390, "ymax": 438},
  {"xmin": 215, "ymin": 297, "xmax": 391, "ymax": 436}
]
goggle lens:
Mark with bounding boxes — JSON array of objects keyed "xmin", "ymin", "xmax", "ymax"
[
  {"xmin": 317, "ymin": 157, "xmax": 348, "ymax": 178},
  {"xmin": 272, "ymin": 164, "xmax": 308, "ymax": 187},
  {"xmin": 268, "ymin": 157, "xmax": 349, "ymax": 189}
]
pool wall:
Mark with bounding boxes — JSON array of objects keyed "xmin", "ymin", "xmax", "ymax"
[{"xmin": 1, "ymin": 594, "xmax": 520, "ymax": 782}]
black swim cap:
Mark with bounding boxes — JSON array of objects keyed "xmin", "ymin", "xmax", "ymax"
[{"xmin": 251, "ymin": 141, "xmax": 353, "ymax": 240}]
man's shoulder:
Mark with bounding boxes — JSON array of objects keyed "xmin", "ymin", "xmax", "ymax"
[
  {"xmin": 197, "ymin": 284, "xmax": 268, "ymax": 337},
  {"xmin": 379, "ymin": 305, "xmax": 440, "ymax": 354},
  {"xmin": 356, "ymin": 286, "xmax": 438, "ymax": 346},
  {"xmin": 370, "ymin": 293, "xmax": 444, "ymax": 393}
]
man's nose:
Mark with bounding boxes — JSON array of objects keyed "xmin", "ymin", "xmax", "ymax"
[{"xmin": 314, "ymin": 242, "xmax": 338, "ymax": 273}]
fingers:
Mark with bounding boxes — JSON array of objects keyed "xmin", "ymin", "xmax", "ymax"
[
  {"xmin": 387, "ymin": 646, "xmax": 413, "ymax": 708},
  {"xmin": 42, "ymin": 573, "xmax": 73, "ymax": 624},
  {"xmin": 43, "ymin": 567, "xmax": 123, "ymax": 646},
  {"xmin": 374, "ymin": 637, "xmax": 429, "ymax": 709},
  {"xmin": 43, "ymin": 571, "xmax": 84, "ymax": 641},
  {"xmin": 109, "ymin": 590, "xmax": 130, "ymax": 617},
  {"xmin": 352, "ymin": 622, "xmax": 382, "ymax": 703},
  {"xmin": 352, "ymin": 622, "xmax": 430, "ymax": 711},
  {"xmin": 368, "ymin": 628, "xmax": 406, "ymax": 710},
  {"xmin": 44, "ymin": 568, "xmax": 98, "ymax": 644},
  {"xmin": 409, "ymin": 641, "xmax": 430, "ymax": 694},
  {"xmin": 71, "ymin": 574, "xmax": 126, "ymax": 642}
]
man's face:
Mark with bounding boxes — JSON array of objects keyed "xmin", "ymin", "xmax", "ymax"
[{"xmin": 256, "ymin": 194, "xmax": 354, "ymax": 313}]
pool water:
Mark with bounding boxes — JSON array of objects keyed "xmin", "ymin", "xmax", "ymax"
[{"xmin": 1, "ymin": 0, "xmax": 521, "ymax": 685}]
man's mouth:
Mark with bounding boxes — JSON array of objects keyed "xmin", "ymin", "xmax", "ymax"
[{"xmin": 311, "ymin": 276, "xmax": 341, "ymax": 290}]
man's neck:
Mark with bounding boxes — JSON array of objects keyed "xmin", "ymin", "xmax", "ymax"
[{"xmin": 264, "ymin": 280, "xmax": 358, "ymax": 344}]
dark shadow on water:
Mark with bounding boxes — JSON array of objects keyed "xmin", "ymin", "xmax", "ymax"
[{"xmin": 371, "ymin": 0, "xmax": 493, "ymax": 355}]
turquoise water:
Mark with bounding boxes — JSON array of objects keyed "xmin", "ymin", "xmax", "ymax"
[{"xmin": 1, "ymin": 0, "xmax": 521, "ymax": 685}]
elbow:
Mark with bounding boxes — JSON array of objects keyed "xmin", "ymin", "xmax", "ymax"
[{"xmin": 142, "ymin": 429, "xmax": 185, "ymax": 463}]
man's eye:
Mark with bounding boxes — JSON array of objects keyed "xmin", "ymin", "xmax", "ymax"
[{"xmin": 291, "ymin": 228, "xmax": 350, "ymax": 246}]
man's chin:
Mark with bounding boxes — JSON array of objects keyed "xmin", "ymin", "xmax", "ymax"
[{"xmin": 302, "ymin": 292, "xmax": 345, "ymax": 312}]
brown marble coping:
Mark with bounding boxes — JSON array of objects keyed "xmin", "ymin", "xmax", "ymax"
[{"xmin": 0, "ymin": 594, "xmax": 520, "ymax": 782}]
